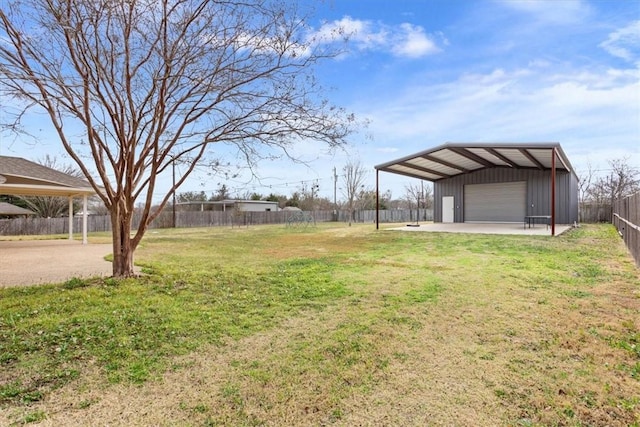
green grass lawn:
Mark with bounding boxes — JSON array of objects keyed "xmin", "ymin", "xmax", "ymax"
[{"xmin": 1, "ymin": 223, "xmax": 639, "ymax": 426}]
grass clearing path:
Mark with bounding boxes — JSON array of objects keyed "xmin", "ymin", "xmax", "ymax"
[{"xmin": 0, "ymin": 223, "xmax": 638, "ymax": 426}]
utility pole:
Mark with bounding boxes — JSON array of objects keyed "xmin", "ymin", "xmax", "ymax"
[
  {"xmin": 421, "ymin": 180, "xmax": 424, "ymax": 222},
  {"xmin": 333, "ymin": 166, "xmax": 338, "ymax": 221},
  {"xmin": 172, "ymin": 157, "xmax": 176, "ymax": 228},
  {"xmin": 311, "ymin": 180, "xmax": 319, "ymax": 211}
]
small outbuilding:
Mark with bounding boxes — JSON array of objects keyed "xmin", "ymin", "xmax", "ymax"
[
  {"xmin": 0, "ymin": 202, "xmax": 35, "ymax": 217},
  {"xmin": 177, "ymin": 199, "xmax": 279, "ymax": 212},
  {"xmin": 375, "ymin": 142, "xmax": 579, "ymax": 235}
]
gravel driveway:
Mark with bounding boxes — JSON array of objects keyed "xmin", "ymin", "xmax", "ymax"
[{"xmin": 0, "ymin": 240, "xmax": 115, "ymax": 287}]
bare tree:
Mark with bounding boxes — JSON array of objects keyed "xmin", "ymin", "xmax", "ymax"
[
  {"xmin": 422, "ymin": 183, "xmax": 434, "ymax": 209},
  {"xmin": 587, "ymin": 157, "xmax": 640, "ymax": 204},
  {"xmin": 404, "ymin": 183, "xmax": 421, "ymax": 224},
  {"xmin": 19, "ymin": 155, "xmax": 83, "ymax": 217},
  {"xmin": 577, "ymin": 161, "xmax": 595, "ymax": 205},
  {"xmin": 297, "ymin": 180, "xmax": 319, "ymax": 211},
  {"xmin": 0, "ymin": 0, "xmax": 355, "ymax": 276},
  {"xmin": 87, "ymin": 196, "xmax": 109, "ymax": 216},
  {"xmin": 404, "ymin": 181, "xmax": 432, "ymax": 223},
  {"xmin": 341, "ymin": 161, "xmax": 367, "ymax": 226}
]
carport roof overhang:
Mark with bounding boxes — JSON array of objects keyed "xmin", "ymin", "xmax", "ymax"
[
  {"xmin": 0, "ymin": 183, "xmax": 95, "ymax": 197},
  {"xmin": 0, "ymin": 155, "xmax": 96, "ymax": 244},
  {"xmin": 374, "ymin": 142, "xmax": 574, "ymax": 182},
  {"xmin": 0, "ymin": 155, "xmax": 95, "ymax": 197}
]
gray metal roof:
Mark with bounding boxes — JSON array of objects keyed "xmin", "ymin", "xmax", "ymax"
[
  {"xmin": 375, "ymin": 142, "xmax": 575, "ymax": 182},
  {"xmin": 0, "ymin": 156, "xmax": 95, "ymax": 196}
]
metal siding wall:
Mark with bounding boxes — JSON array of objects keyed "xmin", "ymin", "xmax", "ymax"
[
  {"xmin": 434, "ymin": 179, "xmax": 459, "ymax": 222},
  {"xmin": 528, "ymin": 172, "xmax": 550, "ymax": 217},
  {"xmin": 455, "ymin": 184, "xmax": 464, "ymax": 222},
  {"xmin": 556, "ymin": 173, "xmax": 568, "ymax": 224},
  {"xmin": 569, "ymin": 172, "xmax": 579, "ymax": 223},
  {"xmin": 433, "ymin": 167, "xmax": 573, "ymax": 223},
  {"xmin": 554, "ymin": 171, "xmax": 579, "ymax": 224},
  {"xmin": 434, "ymin": 183, "xmax": 442, "ymax": 222}
]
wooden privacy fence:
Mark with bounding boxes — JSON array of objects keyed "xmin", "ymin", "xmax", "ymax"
[
  {"xmin": 612, "ymin": 192, "xmax": 640, "ymax": 267},
  {"xmin": 579, "ymin": 203, "xmax": 612, "ymax": 223},
  {"xmin": 0, "ymin": 208, "xmax": 434, "ymax": 236}
]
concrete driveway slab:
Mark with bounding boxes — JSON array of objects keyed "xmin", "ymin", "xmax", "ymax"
[
  {"xmin": 385, "ymin": 222, "xmax": 573, "ymax": 236},
  {"xmin": 0, "ymin": 240, "xmax": 114, "ymax": 287}
]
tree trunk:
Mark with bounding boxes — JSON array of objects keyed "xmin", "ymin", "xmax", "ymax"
[{"xmin": 110, "ymin": 207, "xmax": 136, "ymax": 278}]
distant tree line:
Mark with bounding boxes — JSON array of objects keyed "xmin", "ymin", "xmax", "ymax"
[
  {"xmin": 14, "ymin": 155, "xmax": 635, "ymax": 221},
  {"xmin": 0, "ymin": 157, "xmax": 431, "ymax": 219},
  {"xmin": 579, "ymin": 157, "xmax": 640, "ymax": 205},
  {"xmin": 174, "ymin": 160, "xmax": 435, "ymax": 214}
]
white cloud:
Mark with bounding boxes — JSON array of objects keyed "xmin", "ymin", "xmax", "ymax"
[
  {"xmin": 354, "ymin": 65, "xmax": 640, "ymax": 177},
  {"xmin": 600, "ymin": 20, "xmax": 640, "ymax": 63},
  {"xmin": 313, "ymin": 17, "xmax": 368, "ymax": 45},
  {"xmin": 309, "ymin": 16, "xmax": 440, "ymax": 59},
  {"xmin": 497, "ymin": 0, "xmax": 592, "ymax": 25},
  {"xmin": 391, "ymin": 23, "xmax": 439, "ymax": 58}
]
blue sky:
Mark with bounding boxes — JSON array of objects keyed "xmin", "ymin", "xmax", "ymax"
[{"xmin": 1, "ymin": 0, "xmax": 639, "ymax": 202}]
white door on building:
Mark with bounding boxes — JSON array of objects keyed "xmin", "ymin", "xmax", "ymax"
[{"xmin": 442, "ymin": 196, "xmax": 454, "ymax": 223}]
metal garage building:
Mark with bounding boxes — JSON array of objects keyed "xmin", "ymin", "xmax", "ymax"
[{"xmin": 374, "ymin": 142, "xmax": 579, "ymax": 235}]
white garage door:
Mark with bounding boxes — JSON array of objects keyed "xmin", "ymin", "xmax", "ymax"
[{"xmin": 464, "ymin": 181, "xmax": 526, "ymax": 222}]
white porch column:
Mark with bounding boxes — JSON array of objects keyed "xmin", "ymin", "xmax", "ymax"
[
  {"xmin": 82, "ymin": 195, "xmax": 88, "ymax": 244},
  {"xmin": 68, "ymin": 197, "xmax": 74, "ymax": 240}
]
